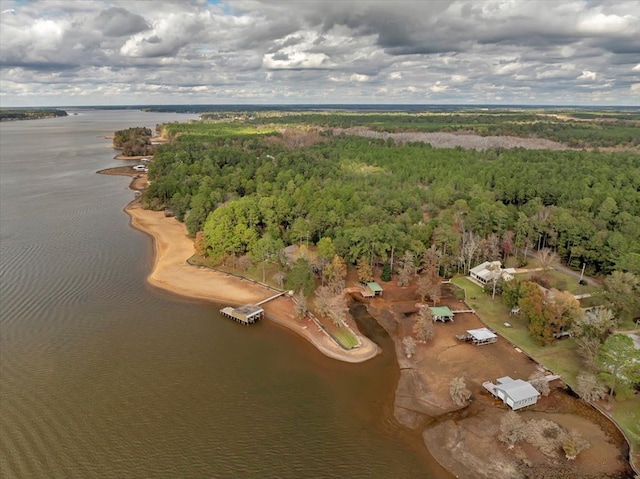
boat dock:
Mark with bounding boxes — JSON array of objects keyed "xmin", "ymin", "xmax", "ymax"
[{"xmin": 220, "ymin": 291, "xmax": 289, "ymax": 325}]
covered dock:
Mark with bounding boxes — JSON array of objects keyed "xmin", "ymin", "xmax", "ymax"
[
  {"xmin": 220, "ymin": 304, "xmax": 264, "ymax": 325},
  {"xmin": 456, "ymin": 327, "xmax": 498, "ymax": 345},
  {"xmin": 430, "ymin": 306, "xmax": 454, "ymax": 322}
]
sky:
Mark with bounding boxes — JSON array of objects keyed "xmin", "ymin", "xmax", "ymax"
[{"xmin": 0, "ymin": 0, "xmax": 639, "ymax": 107}]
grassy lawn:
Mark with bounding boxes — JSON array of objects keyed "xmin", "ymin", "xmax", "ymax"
[
  {"xmin": 453, "ymin": 275, "xmax": 640, "ymax": 468},
  {"xmin": 452, "ymin": 277, "xmax": 582, "ymax": 386},
  {"xmin": 516, "ymin": 269, "xmax": 600, "ymax": 295},
  {"xmin": 332, "ymin": 327, "xmax": 359, "ymax": 349},
  {"xmin": 609, "ymin": 398, "xmax": 640, "ymax": 471}
]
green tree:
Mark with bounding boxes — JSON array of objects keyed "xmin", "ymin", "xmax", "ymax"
[
  {"xmin": 381, "ymin": 262, "xmax": 392, "ymax": 282},
  {"xmin": 596, "ymin": 334, "xmax": 640, "ymax": 399},
  {"xmin": 316, "ymin": 236, "xmax": 336, "ymax": 280},
  {"xmin": 250, "ymin": 233, "xmax": 284, "ymax": 283},
  {"xmin": 603, "ymin": 271, "xmax": 640, "ymax": 323},
  {"xmin": 562, "ymin": 430, "xmax": 590, "ymax": 460},
  {"xmin": 519, "ymin": 281, "xmax": 548, "ymax": 343},
  {"xmin": 502, "ymin": 279, "xmax": 523, "ymax": 309},
  {"xmin": 357, "ymin": 256, "xmax": 373, "ymax": 283},
  {"xmin": 572, "ymin": 307, "xmax": 617, "ymax": 343},
  {"xmin": 286, "ymin": 258, "xmax": 315, "ymax": 295}
]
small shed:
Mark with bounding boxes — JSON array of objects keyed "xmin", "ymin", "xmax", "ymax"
[
  {"xmin": 430, "ymin": 306, "xmax": 454, "ymax": 322},
  {"xmin": 366, "ymin": 281, "xmax": 383, "ymax": 297},
  {"xmin": 492, "ymin": 376, "xmax": 540, "ymax": 410},
  {"xmin": 467, "ymin": 327, "xmax": 498, "ymax": 345},
  {"xmin": 220, "ymin": 304, "xmax": 264, "ymax": 325}
]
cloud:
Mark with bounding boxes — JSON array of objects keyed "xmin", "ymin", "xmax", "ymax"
[
  {"xmin": 0, "ymin": 0, "xmax": 639, "ymax": 106},
  {"xmin": 94, "ymin": 7, "xmax": 149, "ymax": 37}
]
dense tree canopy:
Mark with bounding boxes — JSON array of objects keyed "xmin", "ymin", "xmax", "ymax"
[{"xmin": 141, "ymin": 113, "xmax": 640, "ymax": 277}]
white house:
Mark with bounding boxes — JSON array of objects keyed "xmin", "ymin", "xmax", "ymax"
[
  {"xmin": 492, "ymin": 376, "xmax": 540, "ymax": 410},
  {"xmin": 469, "ymin": 261, "xmax": 516, "ymax": 285}
]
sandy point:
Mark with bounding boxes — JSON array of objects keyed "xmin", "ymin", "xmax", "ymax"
[{"xmin": 125, "ymin": 203, "xmax": 380, "ymax": 363}]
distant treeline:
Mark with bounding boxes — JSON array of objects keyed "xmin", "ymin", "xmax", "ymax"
[
  {"xmin": 254, "ymin": 112, "xmax": 640, "ymax": 148},
  {"xmin": 140, "ymin": 114, "xmax": 639, "ymax": 277},
  {"xmin": 0, "ymin": 109, "xmax": 68, "ymax": 121}
]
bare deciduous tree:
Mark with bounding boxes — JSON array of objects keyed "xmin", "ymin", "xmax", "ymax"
[
  {"xmin": 537, "ymin": 248, "xmax": 559, "ymax": 271},
  {"xmin": 273, "ymin": 270, "xmax": 286, "ymax": 288},
  {"xmin": 575, "ymin": 336, "xmax": 602, "ymax": 370},
  {"xmin": 402, "ymin": 336, "xmax": 416, "ymax": 358},
  {"xmin": 461, "ymin": 231, "xmax": 480, "ymax": 274},
  {"xmin": 294, "ymin": 293, "xmax": 308, "ymax": 320},
  {"xmin": 314, "ymin": 286, "xmax": 332, "ymax": 317},
  {"xmin": 420, "ymin": 247, "xmax": 439, "ymax": 277},
  {"xmin": 413, "ymin": 308, "xmax": 434, "ymax": 342},
  {"xmin": 525, "ymin": 418, "xmax": 564, "ymax": 458},
  {"xmin": 328, "ymin": 294, "xmax": 349, "ymax": 327},
  {"xmin": 528, "ymin": 371, "xmax": 550, "ymax": 397},
  {"xmin": 498, "ymin": 411, "xmax": 527, "ymax": 449},
  {"xmin": 575, "ymin": 372, "xmax": 607, "ymax": 402},
  {"xmin": 485, "ymin": 233, "xmax": 501, "ymax": 261},
  {"xmin": 449, "ymin": 376, "xmax": 471, "ymax": 406},
  {"xmin": 427, "ymin": 280, "xmax": 442, "ymax": 306},
  {"xmin": 235, "ymin": 255, "xmax": 252, "ymax": 271},
  {"xmin": 397, "ymin": 251, "xmax": 416, "ymax": 287},
  {"xmin": 416, "ymin": 275, "xmax": 430, "ymax": 302}
]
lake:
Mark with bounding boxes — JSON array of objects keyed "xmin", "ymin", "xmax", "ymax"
[{"xmin": 0, "ymin": 110, "xmax": 450, "ymax": 478}]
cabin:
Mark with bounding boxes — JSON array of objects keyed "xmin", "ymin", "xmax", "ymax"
[
  {"xmin": 430, "ymin": 306, "xmax": 454, "ymax": 322},
  {"xmin": 457, "ymin": 327, "xmax": 498, "ymax": 345},
  {"xmin": 488, "ymin": 376, "xmax": 540, "ymax": 410},
  {"xmin": 220, "ymin": 304, "xmax": 264, "ymax": 325}
]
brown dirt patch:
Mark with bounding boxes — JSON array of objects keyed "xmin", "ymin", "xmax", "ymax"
[{"xmin": 361, "ymin": 277, "xmax": 632, "ymax": 479}]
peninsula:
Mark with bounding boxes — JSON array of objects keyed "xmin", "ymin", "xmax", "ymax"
[{"xmin": 102, "ymin": 108, "xmax": 639, "ymax": 479}]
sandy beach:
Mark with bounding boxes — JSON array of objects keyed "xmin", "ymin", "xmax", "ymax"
[{"xmin": 125, "ymin": 202, "xmax": 380, "ymax": 363}]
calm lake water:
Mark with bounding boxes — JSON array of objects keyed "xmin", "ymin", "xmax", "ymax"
[{"xmin": 0, "ymin": 110, "xmax": 450, "ymax": 478}]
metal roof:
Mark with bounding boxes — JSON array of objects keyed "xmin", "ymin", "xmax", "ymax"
[
  {"xmin": 366, "ymin": 281, "xmax": 383, "ymax": 292},
  {"xmin": 467, "ymin": 328, "xmax": 497, "ymax": 341},
  {"xmin": 429, "ymin": 306, "xmax": 454, "ymax": 317},
  {"xmin": 495, "ymin": 378, "xmax": 540, "ymax": 402}
]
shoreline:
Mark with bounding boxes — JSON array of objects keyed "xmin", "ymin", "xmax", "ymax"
[
  {"xmin": 100, "ymin": 167, "xmax": 633, "ymax": 479},
  {"xmin": 124, "ymin": 199, "xmax": 380, "ymax": 364}
]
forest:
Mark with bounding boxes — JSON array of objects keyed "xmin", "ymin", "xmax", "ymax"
[
  {"xmin": 139, "ymin": 111, "xmax": 639, "ymax": 280},
  {"xmin": 129, "ymin": 110, "xmax": 640, "ymax": 457}
]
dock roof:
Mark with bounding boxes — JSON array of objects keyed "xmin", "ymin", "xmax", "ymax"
[
  {"xmin": 429, "ymin": 306, "xmax": 453, "ymax": 317},
  {"xmin": 467, "ymin": 327, "xmax": 497, "ymax": 341}
]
